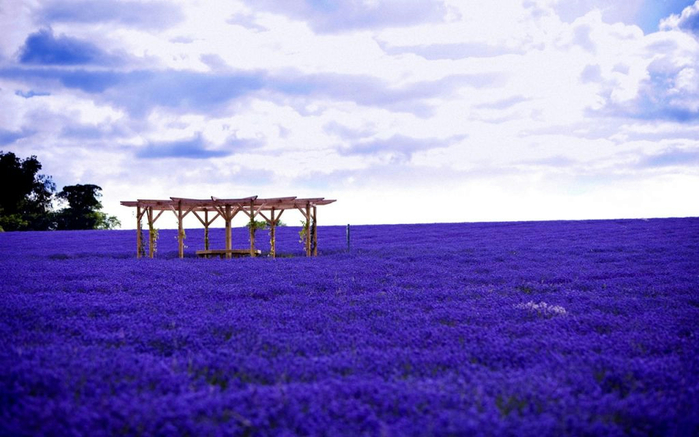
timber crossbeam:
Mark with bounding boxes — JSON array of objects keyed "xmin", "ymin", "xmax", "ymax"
[{"xmin": 196, "ymin": 249, "xmax": 261, "ymax": 259}]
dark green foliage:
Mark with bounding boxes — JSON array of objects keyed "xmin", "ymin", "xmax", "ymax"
[
  {"xmin": 0, "ymin": 151, "xmax": 120, "ymax": 231},
  {"xmin": 0, "ymin": 151, "xmax": 56, "ymax": 231},
  {"xmin": 54, "ymin": 184, "xmax": 121, "ymax": 230},
  {"xmin": 246, "ymin": 219, "xmax": 268, "ymax": 233},
  {"xmin": 58, "ymin": 184, "xmax": 103, "ymax": 212}
]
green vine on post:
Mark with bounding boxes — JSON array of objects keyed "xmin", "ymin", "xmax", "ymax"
[
  {"xmin": 178, "ymin": 228, "xmax": 187, "ymax": 249},
  {"xmin": 138, "ymin": 215, "xmax": 146, "ymax": 258},
  {"xmin": 298, "ymin": 220, "xmax": 307, "ymax": 244},
  {"xmin": 310, "ymin": 215, "xmax": 317, "ymax": 254},
  {"xmin": 247, "ymin": 219, "xmax": 267, "ymax": 242},
  {"xmin": 149, "ymin": 225, "xmax": 159, "ymax": 255},
  {"xmin": 269, "ymin": 219, "xmax": 285, "ymax": 257}
]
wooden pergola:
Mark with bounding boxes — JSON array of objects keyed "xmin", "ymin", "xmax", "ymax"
[{"xmin": 120, "ymin": 196, "xmax": 336, "ymax": 259}]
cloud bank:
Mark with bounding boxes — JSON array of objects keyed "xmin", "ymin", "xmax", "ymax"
[{"xmin": 0, "ymin": 0, "xmax": 697, "ymax": 227}]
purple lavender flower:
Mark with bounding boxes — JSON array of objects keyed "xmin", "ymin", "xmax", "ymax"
[{"xmin": 1, "ymin": 218, "xmax": 698, "ymax": 435}]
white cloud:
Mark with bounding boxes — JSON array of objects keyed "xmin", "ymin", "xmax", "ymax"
[
  {"xmin": 0, "ymin": 1, "xmax": 40, "ymax": 61},
  {"xmin": 660, "ymin": 0, "xmax": 699, "ymax": 35},
  {"xmin": 1, "ymin": 0, "xmax": 698, "ymax": 229}
]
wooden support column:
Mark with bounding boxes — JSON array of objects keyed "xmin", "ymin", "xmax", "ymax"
[
  {"xmin": 312, "ymin": 205, "xmax": 318, "ymax": 256},
  {"xmin": 270, "ymin": 208, "xmax": 276, "ymax": 259},
  {"xmin": 261, "ymin": 208, "xmax": 284, "ymax": 259},
  {"xmin": 136, "ymin": 205, "xmax": 143, "ymax": 258},
  {"xmin": 145, "ymin": 207, "xmax": 165, "ymax": 258},
  {"xmin": 169, "ymin": 202, "xmax": 190, "ymax": 259},
  {"xmin": 249, "ymin": 226, "xmax": 256, "ymax": 257},
  {"xmin": 193, "ymin": 209, "xmax": 219, "ymax": 252},
  {"xmin": 225, "ymin": 205, "xmax": 232, "ymax": 259},
  {"xmin": 305, "ymin": 201, "xmax": 311, "ymax": 257},
  {"xmin": 177, "ymin": 203, "xmax": 184, "ymax": 259},
  {"xmin": 147, "ymin": 207, "xmax": 155, "ymax": 258},
  {"xmin": 204, "ymin": 210, "xmax": 209, "ymax": 251},
  {"xmin": 249, "ymin": 199, "xmax": 256, "ymax": 257},
  {"xmin": 213, "ymin": 203, "xmax": 237, "ymax": 260}
]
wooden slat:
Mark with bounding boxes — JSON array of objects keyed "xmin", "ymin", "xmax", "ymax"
[
  {"xmin": 191, "ymin": 210, "xmax": 207, "ymax": 227},
  {"xmin": 211, "ymin": 195, "xmax": 258, "ymax": 203},
  {"xmin": 152, "ymin": 209, "xmax": 165, "ymax": 224},
  {"xmin": 213, "ymin": 204, "xmax": 226, "ymax": 219},
  {"xmin": 206, "ymin": 211, "xmax": 220, "ymax": 225},
  {"xmin": 253, "ymin": 196, "xmax": 296, "ymax": 206},
  {"xmin": 196, "ymin": 249, "xmax": 261, "ymax": 259},
  {"xmin": 170, "ymin": 197, "xmax": 215, "ymax": 204},
  {"xmin": 136, "ymin": 199, "xmax": 176, "ymax": 205},
  {"xmin": 132, "ymin": 200, "xmax": 177, "ymax": 211},
  {"xmin": 259, "ymin": 199, "xmax": 330, "ymax": 211},
  {"xmin": 258, "ymin": 211, "xmax": 270, "ymax": 223},
  {"xmin": 122, "ymin": 197, "xmax": 335, "ymax": 210},
  {"xmin": 197, "ymin": 249, "xmax": 260, "ymax": 255},
  {"xmin": 296, "ymin": 206, "xmax": 308, "ymax": 217}
]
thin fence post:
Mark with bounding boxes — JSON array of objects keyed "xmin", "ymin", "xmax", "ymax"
[{"xmin": 346, "ymin": 224, "xmax": 350, "ymax": 253}]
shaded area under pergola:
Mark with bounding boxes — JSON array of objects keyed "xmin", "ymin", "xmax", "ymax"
[{"xmin": 120, "ymin": 196, "xmax": 336, "ymax": 259}]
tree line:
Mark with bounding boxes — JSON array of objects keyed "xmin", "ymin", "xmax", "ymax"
[{"xmin": 0, "ymin": 151, "xmax": 120, "ymax": 231}]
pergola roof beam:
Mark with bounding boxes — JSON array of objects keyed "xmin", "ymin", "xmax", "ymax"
[
  {"xmin": 211, "ymin": 196, "xmax": 258, "ymax": 203},
  {"xmin": 122, "ymin": 197, "xmax": 335, "ymax": 211}
]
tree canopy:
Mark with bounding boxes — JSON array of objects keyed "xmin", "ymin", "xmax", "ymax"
[
  {"xmin": 0, "ymin": 151, "xmax": 56, "ymax": 231},
  {"xmin": 55, "ymin": 184, "xmax": 120, "ymax": 230},
  {"xmin": 0, "ymin": 151, "xmax": 120, "ymax": 231}
]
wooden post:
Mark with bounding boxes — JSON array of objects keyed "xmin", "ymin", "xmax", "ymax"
[
  {"xmin": 305, "ymin": 201, "xmax": 311, "ymax": 257},
  {"xmin": 147, "ymin": 207, "xmax": 155, "ymax": 259},
  {"xmin": 312, "ymin": 205, "xmax": 318, "ymax": 256},
  {"xmin": 249, "ymin": 224, "xmax": 256, "ymax": 257},
  {"xmin": 249, "ymin": 199, "xmax": 256, "ymax": 257},
  {"xmin": 225, "ymin": 205, "xmax": 232, "ymax": 260},
  {"xmin": 136, "ymin": 205, "xmax": 143, "ymax": 259},
  {"xmin": 261, "ymin": 208, "xmax": 283, "ymax": 259},
  {"xmin": 204, "ymin": 210, "xmax": 209, "ymax": 251},
  {"xmin": 177, "ymin": 203, "xmax": 184, "ymax": 259},
  {"xmin": 270, "ymin": 208, "xmax": 276, "ymax": 259}
]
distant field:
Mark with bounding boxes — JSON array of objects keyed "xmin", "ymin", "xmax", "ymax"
[{"xmin": 1, "ymin": 219, "xmax": 698, "ymax": 436}]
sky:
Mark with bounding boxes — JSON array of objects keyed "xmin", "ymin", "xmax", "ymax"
[{"xmin": 1, "ymin": 0, "xmax": 698, "ymax": 229}]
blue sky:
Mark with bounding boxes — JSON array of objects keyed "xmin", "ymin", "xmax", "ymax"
[{"xmin": 1, "ymin": 0, "xmax": 698, "ymax": 227}]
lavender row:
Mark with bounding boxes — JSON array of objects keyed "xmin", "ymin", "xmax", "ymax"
[{"xmin": 1, "ymin": 218, "xmax": 698, "ymax": 435}]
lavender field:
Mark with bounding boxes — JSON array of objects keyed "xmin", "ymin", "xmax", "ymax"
[{"xmin": 1, "ymin": 218, "xmax": 698, "ymax": 436}]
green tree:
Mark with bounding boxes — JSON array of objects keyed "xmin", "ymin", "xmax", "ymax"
[
  {"xmin": 55, "ymin": 184, "xmax": 120, "ymax": 230},
  {"xmin": 0, "ymin": 151, "xmax": 56, "ymax": 231}
]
